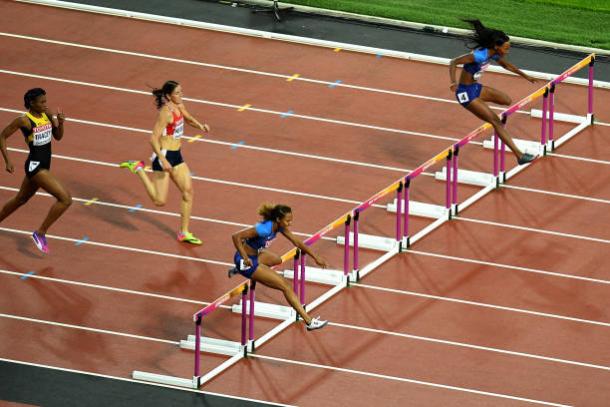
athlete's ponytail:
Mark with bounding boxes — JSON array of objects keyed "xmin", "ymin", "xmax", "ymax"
[
  {"xmin": 24, "ymin": 88, "xmax": 46, "ymax": 109},
  {"xmin": 151, "ymin": 80, "xmax": 179, "ymax": 109},
  {"xmin": 463, "ymin": 19, "xmax": 509, "ymax": 49},
  {"xmin": 258, "ymin": 203, "xmax": 292, "ymax": 222}
]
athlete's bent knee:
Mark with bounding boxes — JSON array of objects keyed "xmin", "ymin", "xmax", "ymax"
[{"xmin": 59, "ymin": 193, "xmax": 72, "ymax": 207}]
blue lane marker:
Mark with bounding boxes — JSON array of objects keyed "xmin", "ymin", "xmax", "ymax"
[
  {"xmin": 20, "ymin": 271, "xmax": 36, "ymax": 280},
  {"xmin": 128, "ymin": 204, "xmax": 143, "ymax": 213},
  {"xmin": 281, "ymin": 110, "xmax": 294, "ymax": 119},
  {"xmin": 75, "ymin": 236, "xmax": 89, "ymax": 246},
  {"xmin": 231, "ymin": 141, "xmax": 245, "ymax": 150},
  {"xmin": 328, "ymin": 80, "xmax": 342, "ymax": 89}
]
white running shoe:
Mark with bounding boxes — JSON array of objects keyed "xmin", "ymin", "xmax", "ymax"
[{"xmin": 306, "ymin": 316, "xmax": 328, "ymax": 331}]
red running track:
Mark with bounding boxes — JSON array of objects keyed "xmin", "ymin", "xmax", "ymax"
[{"xmin": 0, "ymin": 2, "xmax": 609, "ymax": 406}]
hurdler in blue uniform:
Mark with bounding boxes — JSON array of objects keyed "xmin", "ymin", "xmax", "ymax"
[
  {"xmin": 0, "ymin": 88, "xmax": 72, "ymax": 254},
  {"xmin": 229, "ymin": 203, "xmax": 329, "ymax": 331},
  {"xmin": 449, "ymin": 19, "xmax": 538, "ymax": 165}
]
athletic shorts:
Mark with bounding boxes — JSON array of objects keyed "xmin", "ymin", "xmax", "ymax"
[
  {"xmin": 25, "ymin": 155, "xmax": 51, "ymax": 179},
  {"xmin": 455, "ymin": 83, "xmax": 482, "ymax": 107},
  {"xmin": 152, "ymin": 149, "xmax": 184, "ymax": 172},
  {"xmin": 233, "ymin": 251, "xmax": 259, "ymax": 279}
]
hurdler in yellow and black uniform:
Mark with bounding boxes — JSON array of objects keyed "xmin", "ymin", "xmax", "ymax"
[{"xmin": 21, "ymin": 111, "xmax": 53, "ymax": 178}]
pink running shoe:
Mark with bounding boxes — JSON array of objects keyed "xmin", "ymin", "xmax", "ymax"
[{"xmin": 32, "ymin": 231, "xmax": 49, "ymax": 254}]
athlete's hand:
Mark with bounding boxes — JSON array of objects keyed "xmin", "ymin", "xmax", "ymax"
[
  {"xmin": 449, "ymin": 83, "xmax": 457, "ymax": 92},
  {"xmin": 243, "ymin": 257, "xmax": 253, "ymax": 268},
  {"xmin": 5, "ymin": 161, "xmax": 14, "ymax": 174},
  {"xmin": 56, "ymin": 108, "xmax": 65, "ymax": 124},
  {"xmin": 200, "ymin": 123, "xmax": 210, "ymax": 132},
  {"xmin": 315, "ymin": 257, "xmax": 328, "ymax": 269},
  {"xmin": 161, "ymin": 158, "xmax": 172, "ymax": 172}
]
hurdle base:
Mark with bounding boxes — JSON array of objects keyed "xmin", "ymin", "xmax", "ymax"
[
  {"xmin": 482, "ymin": 137, "xmax": 544, "ymax": 156},
  {"xmin": 530, "ymin": 109, "xmax": 587, "ymax": 124},
  {"xmin": 232, "ymin": 300, "xmax": 294, "ymax": 320},
  {"xmin": 387, "ymin": 199, "xmax": 447, "ymax": 219},
  {"xmin": 435, "ymin": 167, "xmax": 495, "ymax": 187},
  {"xmin": 132, "ymin": 371, "xmax": 197, "ymax": 388},
  {"xmin": 336, "ymin": 233, "xmax": 397, "ymax": 251},
  {"xmin": 180, "ymin": 335, "xmax": 243, "ymax": 356},
  {"xmin": 283, "ymin": 266, "xmax": 344, "ymax": 285}
]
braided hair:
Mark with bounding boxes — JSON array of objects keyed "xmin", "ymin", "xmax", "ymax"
[{"xmin": 463, "ymin": 19, "xmax": 510, "ymax": 49}]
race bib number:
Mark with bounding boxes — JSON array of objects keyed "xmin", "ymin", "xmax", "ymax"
[
  {"xmin": 457, "ymin": 92, "xmax": 470, "ymax": 104},
  {"xmin": 172, "ymin": 119, "xmax": 184, "ymax": 140},
  {"xmin": 28, "ymin": 161, "xmax": 40, "ymax": 172},
  {"xmin": 32, "ymin": 124, "xmax": 52, "ymax": 146}
]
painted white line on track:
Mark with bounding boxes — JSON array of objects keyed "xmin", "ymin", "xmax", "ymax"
[
  {"xmin": 502, "ymin": 184, "xmax": 610, "ymax": 206},
  {"xmin": 0, "ymin": 69, "xmax": 463, "ymax": 143},
  {"xmin": 329, "ymin": 321, "xmax": 610, "ymax": 371},
  {"xmin": 0, "ymin": 32, "xmax": 458, "ymax": 105},
  {"xmin": 0, "ymin": 226, "xmax": 233, "ymax": 267},
  {"xmin": 0, "ymin": 106, "xmax": 423, "ymax": 175},
  {"xmin": 353, "ymin": 283, "xmax": 610, "ymax": 327},
  {"xmin": 249, "ymin": 354, "xmax": 572, "ymax": 406},
  {"xmin": 3, "ymin": 31, "xmax": 605, "ymax": 129},
  {"xmin": 407, "ymin": 249, "xmax": 610, "ymax": 286},
  {"xmin": 549, "ymin": 152, "xmax": 610, "ymax": 166},
  {"xmin": 0, "ymin": 268, "xmax": 232, "ymax": 309},
  {"xmin": 0, "ymin": 313, "xmax": 178, "ymax": 344},
  {"xmin": 5, "ymin": 146, "xmax": 382, "ymax": 208},
  {"xmin": 0, "ymin": 185, "xmax": 334, "ymax": 241},
  {"xmin": 456, "ymin": 216, "xmax": 610, "ymax": 245},
  {"xmin": 0, "ymin": 357, "xmax": 295, "ymax": 406}
]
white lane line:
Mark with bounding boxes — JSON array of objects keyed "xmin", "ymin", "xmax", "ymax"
[
  {"xmin": 0, "ymin": 69, "xmax": 462, "ymax": 143},
  {"xmin": 0, "ymin": 357, "xmax": 295, "ymax": 406},
  {"xmin": 548, "ymin": 152, "xmax": 610, "ymax": 166},
  {"xmin": 455, "ymin": 216, "xmax": 610, "ymax": 245},
  {"xmin": 0, "ymin": 185, "xmax": 335, "ymax": 241},
  {"xmin": 249, "ymin": 354, "xmax": 572, "ymax": 406},
  {"xmin": 0, "ymin": 313, "xmax": 178, "ymax": 344},
  {"xmin": 353, "ymin": 283, "xmax": 610, "ymax": 328},
  {"xmin": 0, "ymin": 226, "xmax": 233, "ymax": 267},
  {"xmin": 0, "ymin": 268, "xmax": 233, "ymax": 309},
  {"xmin": 407, "ymin": 249, "xmax": 610, "ymax": 286},
  {"xmin": 329, "ymin": 321, "xmax": 610, "ymax": 371},
  {"xmin": 5, "ymin": 31, "xmax": 605, "ymax": 128},
  {"xmin": 6, "ymin": 147, "xmax": 382, "ymax": 207},
  {"xmin": 0, "ymin": 32, "xmax": 457, "ymax": 105},
  {"xmin": 0, "ymin": 106, "xmax": 421, "ymax": 175},
  {"xmin": 502, "ymin": 184, "xmax": 610, "ymax": 206}
]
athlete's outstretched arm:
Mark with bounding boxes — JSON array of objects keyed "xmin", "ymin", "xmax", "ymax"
[
  {"xmin": 497, "ymin": 58, "xmax": 537, "ymax": 83},
  {"xmin": 178, "ymin": 104, "xmax": 210, "ymax": 132},
  {"xmin": 0, "ymin": 117, "xmax": 27, "ymax": 173},
  {"xmin": 281, "ymin": 228, "xmax": 328, "ymax": 268}
]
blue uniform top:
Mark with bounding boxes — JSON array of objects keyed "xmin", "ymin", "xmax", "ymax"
[
  {"xmin": 245, "ymin": 220, "xmax": 282, "ymax": 251},
  {"xmin": 463, "ymin": 48, "xmax": 500, "ymax": 79}
]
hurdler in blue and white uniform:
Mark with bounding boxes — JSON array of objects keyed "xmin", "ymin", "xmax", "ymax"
[
  {"xmin": 0, "ymin": 88, "xmax": 72, "ymax": 254},
  {"xmin": 449, "ymin": 19, "xmax": 539, "ymax": 165},
  {"xmin": 229, "ymin": 203, "xmax": 329, "ymax": 331}
]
